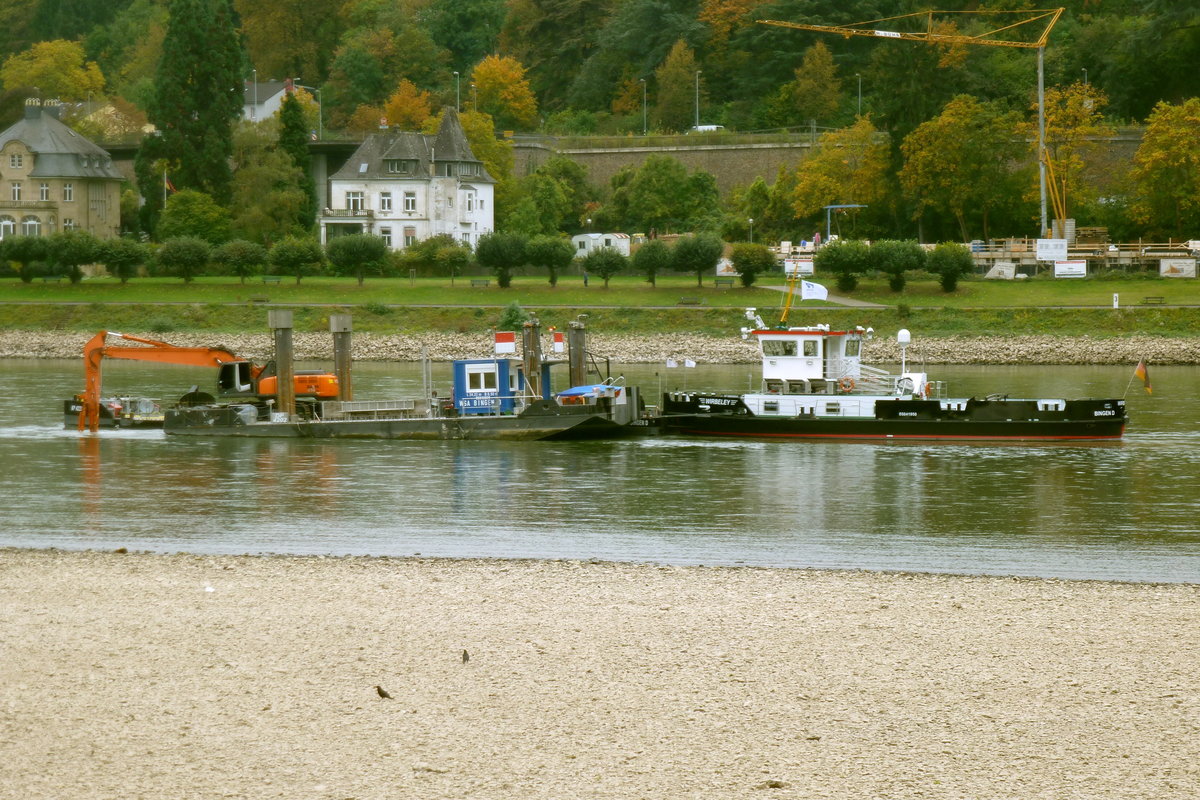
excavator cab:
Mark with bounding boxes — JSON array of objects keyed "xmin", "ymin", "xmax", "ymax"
[{"xmin": 216, "ymin": 361, "xmax": 257, "ymax": 396}]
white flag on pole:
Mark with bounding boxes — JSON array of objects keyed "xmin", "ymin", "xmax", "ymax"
[
  {"xmin": 666, "ymin": 358, "xmax": 678, "ymax": 368},
  {"xmin": 684, "ymin": 358, "xmax": 696, "ymax": 368},
  {"xmin": 800, "ymin": 280, "xmax": 829, "ymax": 300}
]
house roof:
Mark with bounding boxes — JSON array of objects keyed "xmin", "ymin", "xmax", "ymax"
[
  {"xmin": 0, "ymin": 100, "xmax": 123, "ymax": 180},
  {"xmin": 331, "ymin": 107, "xmax": 494, "ymax": 183},
  {"xmin": 243, "ymin": 80, "xmax": 290, "ymax": 105}
]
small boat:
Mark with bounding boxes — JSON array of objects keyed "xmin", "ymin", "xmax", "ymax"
[
  {"xmin": 659, "ymin": 308, "xmax": 1127, "ymax": 442},
  {"xmin": 63, "ymin": 395, "xmax": 163, "ymax": 429}
]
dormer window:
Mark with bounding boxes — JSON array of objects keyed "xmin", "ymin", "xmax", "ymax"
[
  {"xmin": 385, "ymin": 159, "xmax": 414, "ymax": 174},
  {"xmin": 9, "ymin": 154, "xmax": 21, "ymax": 168}
]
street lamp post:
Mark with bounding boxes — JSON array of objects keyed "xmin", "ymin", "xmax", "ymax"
[
  {"xmin": 453, "ymin": 71, "xmax": 460, "ymax": 111},
  {"xmin": 640, "ymin": 78, "xmax": 647, "ymax": 135},
  {"xmin": 694, "ymin": 70, "xmax": 701, "ymax": 128},
  {"xmin": 856, "ymin": 73, "xmax": 861, "ymax": 116},
  {"xmin": 252, "ymin": 68, "xmax": 257, "ymax": 121},
  {"xmin": 1081, "ymin": 67, "xmax": 1088, "ymax": 85},
  {"xmin": 748, "ymin": 218, "xmax": 754, "ymax": 243},
  {"xmin": 470, "ymin": 83, "xmax": 477, "ymax": 112}
]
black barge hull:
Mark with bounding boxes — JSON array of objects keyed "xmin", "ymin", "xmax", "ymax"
[{"xmin": 660, "ymin": 395, "xmax": 1127, "ymax": 442}]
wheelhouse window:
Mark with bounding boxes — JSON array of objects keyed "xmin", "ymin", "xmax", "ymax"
[
  {"xmin": 803, "ymin": 340, "xmax": 819, "ymax": 357},
  {"xmin": 762, "ymin": 340, "xmax": 797, "ymax": 357},
  {"xmin": 845, "ymin": 339, "xmax": 861, "ymax": 357},
  {"xmin": 466, "ymin": 365, "xmax": 498, "ymax": 392}
]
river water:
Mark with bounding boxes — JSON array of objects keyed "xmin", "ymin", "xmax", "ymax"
[{"xmin": 2, "ymin": 358, "xmax": 1196, "ymax": 583}]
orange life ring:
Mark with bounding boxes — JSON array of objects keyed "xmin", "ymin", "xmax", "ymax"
[{"xmin": 838, "ymin": 377, "xmax": 855, "ymax": 393}]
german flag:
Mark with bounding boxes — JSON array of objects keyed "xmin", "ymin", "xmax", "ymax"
[{"xmin": 1134, "ymin": 360, "xmax": 1152, "ymax": 394}]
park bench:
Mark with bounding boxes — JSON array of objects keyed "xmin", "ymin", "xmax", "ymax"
[
  {"xmin": 677, "ymin": 296, "xmax": 703, "ymax": 306},
  {"xmin": 38, "ymin": 275, "xmax": 64, "ymax": 282},
  {"xmin": 1142, "ymin": 296, "xmax": 1165, "ymax": 305},
  {"xmin": 248, "ymin": 295, "xmax": 270, "ymax": 304},
  {"xmin": 261, "ymin": 275, "xmax": 282, "ymax": 284},
  {"xmin": 714, "ymin": 277, "xmax": 735, "ymax": 288},
  {"xmin": 470, "ymin": 279, "xmax": 490, "ymax": 287}
]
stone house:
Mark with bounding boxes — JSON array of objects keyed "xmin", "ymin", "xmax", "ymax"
[
  {"xmin": 0, "ymin": 99, "xmax": 123, "ymax": 240},
  {"xmin": 318, "ymin": 108, "xmax": 494, "ymax": 251}
]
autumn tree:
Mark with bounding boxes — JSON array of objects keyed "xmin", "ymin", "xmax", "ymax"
[
  {"xmin": 793, "ymin": 116, "xmax": 891, "ymax": 233},
  {"xmin": 135, "ymin": 0, "xmax": 243, "ymax": 233},
  {"xmin": 1031, "ymin": 81, "xmax": 1115, "ymax": 221},
  {"xmin": 1130, "ymin": 97, "xmax": 1200, "ymax": 238},
  {"xmin": 0, "ymin": 39, "xmax": 104, "ymax": 99},
  {"xmin": 470, "ymin": 54, "xmax": 538, "ymax": 131},
  {"xmin": 654, "ymin": 40, "xmax": 700, "ymax": 132},
  {"xmin": 899, "ymin": 95, "xmax": 1026, "ymax": 242},
  {"xmin": 778, "ymin": 41, "xmax": 841, "ymax": 125},
  {"xmin": 235, "ymin": 0, "xmax": 350, "ymax": 85},
  {"xmin": 382, "ymin": 79, "xmax": 433, "ymax": 130}
]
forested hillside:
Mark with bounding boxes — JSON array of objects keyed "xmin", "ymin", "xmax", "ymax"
[{"xmin": 1, "ymin": 0, "xmax": 1197, "ymax": 245}]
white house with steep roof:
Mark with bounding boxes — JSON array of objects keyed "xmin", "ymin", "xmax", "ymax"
[{"xmin": 318, "ymin": 108, "xmax": 494, "ymax": 250}]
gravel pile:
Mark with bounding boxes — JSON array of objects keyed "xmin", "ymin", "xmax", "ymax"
[{"xmin": 3, "ymin": 329, "xmax": 1198, "ymax": 364}]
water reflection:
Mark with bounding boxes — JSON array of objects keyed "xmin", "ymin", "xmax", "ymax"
[{"xmin": 1, "ymin": 360, "xmax": 1198, "ymax": 582}]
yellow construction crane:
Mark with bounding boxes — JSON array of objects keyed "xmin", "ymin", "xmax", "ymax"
[{"xmin": 761, "ymin": 8, "xmax": 1066, "ymax": 236}]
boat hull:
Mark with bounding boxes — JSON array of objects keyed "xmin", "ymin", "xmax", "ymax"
[
  {"xmin": 661, "ymin": 394, "xmax": 1127, "ymax": 442},
  {"xmin": 163, "ymin": 400, "xmax": 643, "ymax": 441}
]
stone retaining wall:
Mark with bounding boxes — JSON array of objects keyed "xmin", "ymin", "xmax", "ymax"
[{"xmin": 2, "ymin": 330, "xmax": 1198, "ymax": 365}]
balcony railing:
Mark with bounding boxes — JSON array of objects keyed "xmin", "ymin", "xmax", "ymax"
[{"xmin": 323, "ymin": 208, "xmax": 374, "ymax": 219}]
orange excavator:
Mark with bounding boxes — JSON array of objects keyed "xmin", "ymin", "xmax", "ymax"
[{"xmin": 76, "ymin": 331, "xmax": 338, "ymax": 432}]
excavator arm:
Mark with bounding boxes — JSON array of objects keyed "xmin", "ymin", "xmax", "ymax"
[{"xmin": 79, "ymin": 331, "xmax": 243, "ymax": 432}]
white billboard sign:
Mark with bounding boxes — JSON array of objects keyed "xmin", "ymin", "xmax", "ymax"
[
  {"xmin": 783, "ymin": 258, "xmax": 814, "ymax": 276},
  {"xmin": 1160, "ymin": 258, "xmax": 1196, "ymax": 278},
  {"xmin": 1054, "ymin": 260, "xmax": 1087, "ymax": 278},
  {"xmin": 1037, "ymin": 238, "xmax": 1068, "ymax": 261}
]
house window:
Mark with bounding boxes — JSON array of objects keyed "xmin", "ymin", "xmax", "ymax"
[
  {"xmin": 447, "ymin": 197, "xmax": 453, "ymax": 208},
  {"xmin": 577, "ymin": 240, "xmax": 586, "ymax": 250},
  {"xmin": 10, "ymin": 183, "xmax": 20, "ymax": 201},
  {"xmin": 385, "ymin": 159, "xmax": 413, "ymax": 174},
  {"xmin": 21, "ymin": 215, "xmax": 39, "ymax": 236},
  {"xmin": 403, "ymin": 226, "xmax": 416, "ymax": 247},
  {"xmin": 63, "ymin": 183, "xmax": 73, "ymax": 202},
  {"xmin": 380, "ymin": 192, "xmax": 392, "ymax": 212},
  {"xmin": 465, "ymin": 193, "xmax": 474, "ymax": 212},
  {"xmin": 403, "ymin": 192, "xmax": 416, "ymax": 212},
  {"xmin": 462, "ymin": 232, "xmax": 471, "ymax": 245},
  {"xmin": 479, "ymin": 198, "xmax": 485, "ymax": 210},
  {"xmin": 9, "ymin": 154, "xmax": 21, "ymax": 168},
  {"xmin": 346, "ymin": 191, "xmax": 364, "ymax": 211},
  {"xmin": 63, "ymin": 218, "xmax": 75, "ymax": 230},
  {"xmin": 0, "ymin": 215, "xmax": 14, "ymax": 238},
  {"xmin": 378, "ymin": 226, "xmax": 392, "ymax": 245},
  {"xmin": 39, "ymin": 183, "xmax": 49, "ymax": 201}
]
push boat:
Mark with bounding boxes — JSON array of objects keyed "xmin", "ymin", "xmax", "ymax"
[
  {"xmin": 659, "ymin": 308, "xmax": 1127, "ymax": 442},
  {"xmin": 161, "ymin": 314, "xmax": 647, "ymax": 441}
]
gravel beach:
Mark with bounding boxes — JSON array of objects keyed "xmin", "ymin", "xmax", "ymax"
[{"xmin": 2, "ymin": 548, "xmax": 1198, "ymax": 799}]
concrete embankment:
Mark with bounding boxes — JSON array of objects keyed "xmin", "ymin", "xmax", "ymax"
[{"xmin": 2, "ymin": 329, "xmax": 1199, "ymax": 365}]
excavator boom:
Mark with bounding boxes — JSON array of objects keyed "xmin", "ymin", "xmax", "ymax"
[{"xmin": 79, "ymin": 331, "xmax": 244, "ymax": 432}]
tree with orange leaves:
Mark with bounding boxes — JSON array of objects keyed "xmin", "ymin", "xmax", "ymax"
[
  {"xmin": 382, "ymin": 79, "xmax": 434, "ymax": 130},
  {"xmin": 470, "ymin": 54, "xmax": 538, "ymax": 131}
]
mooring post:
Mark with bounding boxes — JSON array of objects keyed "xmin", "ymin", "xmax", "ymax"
[
  {"xmin": 268, "ymin": 309, "xmax": 295, "ymax": 419},
  {"xmin": 568, "ymin": 319, "xmax": 588, "ymax": 388},
  {"xmin": 522, "ymin": 317, "xmax": 543, "ymax": 399},
  {"xmin": 330, "ymin": 313, "xmax": 353, "ymax": 401}
]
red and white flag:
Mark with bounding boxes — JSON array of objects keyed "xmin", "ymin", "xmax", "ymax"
[{"xmin": 494, "ymin": 331, "xmax": 516, "ymax": 354}]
